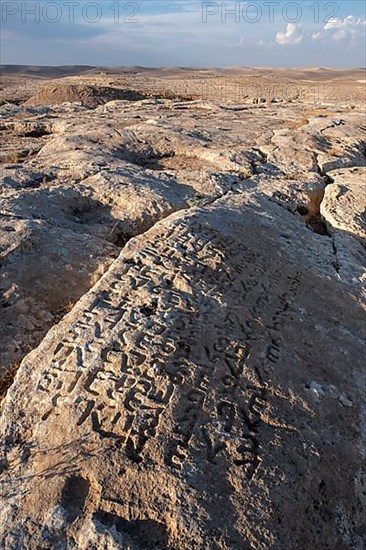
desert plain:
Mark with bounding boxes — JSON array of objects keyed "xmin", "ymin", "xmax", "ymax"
[{"xmin": 0, "ymin": 65, "xmax": 365, "ymax": 549}]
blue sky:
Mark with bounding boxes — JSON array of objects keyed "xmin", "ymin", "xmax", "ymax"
[{"xmin": 1, "ymin": 1, "xmax": 365, "ymax": 67}]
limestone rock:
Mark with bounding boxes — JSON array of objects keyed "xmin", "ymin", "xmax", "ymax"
[
  {"xmin": 321, "ymin": 168, "xmax": 366, "ymax": 293},
  {"xmin": 0, "ymin": 69, "xmax": 365, "ymax": 549},
  {"xmin": 0, "ymin": 196, "xmax": 365, "ymax": 549},
  {"xmin": 321, "ymin": 168, "xmax": 366, "ymax": 239},
  {"xmin": 25, "ymin": 84, "xmax": 148, "ymax": 109}
]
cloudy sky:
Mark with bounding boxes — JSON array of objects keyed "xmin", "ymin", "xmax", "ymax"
[{"xmin": 1, "ymin": 1, "xmax": 365, "ymax": 67}]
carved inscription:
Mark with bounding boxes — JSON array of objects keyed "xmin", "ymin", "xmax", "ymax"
[{"xmin": 33, "ymin": 218, "xmax": 303, "ymax": 481}]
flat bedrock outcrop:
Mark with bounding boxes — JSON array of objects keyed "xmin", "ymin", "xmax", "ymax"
[{"xmin": 0, "ymin": 71, "xmax": 365, "ymax": 549}]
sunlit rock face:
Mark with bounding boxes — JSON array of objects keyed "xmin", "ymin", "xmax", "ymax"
[{"xmin": 0, "ymin": 67, "xmax": 365, "ymax": 549}]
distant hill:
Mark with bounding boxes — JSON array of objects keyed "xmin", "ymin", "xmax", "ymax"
[
  {"xmin": 1, "ymin": 64, "xmax": 364, "ymax": 80},
  {"xmin": 0, "ymin": 65, "xmax": 96, "ymax": 78}
]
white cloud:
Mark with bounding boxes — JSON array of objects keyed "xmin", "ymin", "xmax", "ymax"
[
  {"xmin": 324, "ymin": 15, "xmax": 364, "ymax": 31},
  {"xmin": 313, "ymin": 15, "xmax": 366, "ymax": 44},
  {"xmin": 2, "ymin": 1, "xmax": 365, "ymax": 67},
  {"xmin": 276, "ymin": 23, "xmax": 303, "ymax": 46}
]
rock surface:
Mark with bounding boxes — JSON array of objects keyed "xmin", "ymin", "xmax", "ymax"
[
  {"xmin": 24, "ymin": 84, "xmax": 148, "ymax": 108},
  {"xmin": 0, "ymin": 68, "xmax": 365, "ymax": 549}
]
